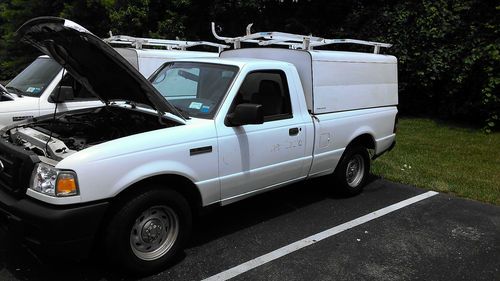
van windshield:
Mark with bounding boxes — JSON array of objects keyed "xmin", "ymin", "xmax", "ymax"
[
  {"xmin": 150, "ymin": 62, "xmax": 238, "ymax": 119},
  {"xmin": 6, "ymin": 57, "xmax": 62, "ymax": 97}
]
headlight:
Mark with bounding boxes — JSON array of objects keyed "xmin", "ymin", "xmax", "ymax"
[{"xmin": 30, "ymin": 163, "xmax": 79, "ymax": 197}]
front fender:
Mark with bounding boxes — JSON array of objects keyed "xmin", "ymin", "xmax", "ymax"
[{"xmin": 112, "ymin": 160, "xmax": 198, "ymax": 195}]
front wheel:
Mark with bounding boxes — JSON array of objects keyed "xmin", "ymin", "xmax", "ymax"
[
  {"xmin": 333, "ymin": 145, "xmax": 370, "ymax": 196},
  {"xmin": 104, "ymin": 188, "xmax": 192, "ymax": 275}
]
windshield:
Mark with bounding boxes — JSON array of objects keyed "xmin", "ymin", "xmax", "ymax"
[
  {"xmin": 150, "ymin": 62, "xmax": 238, "ymax": 119},
  {"xmin": 6, "ymin": 57, "xmax": 62, "ymax": 97}
]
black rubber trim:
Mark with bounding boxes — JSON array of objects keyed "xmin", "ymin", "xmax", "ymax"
[
  {"xmin": 314, "ymin": 104, "xmax": 398, "ymax": 115},
  {"xmin": 190, "ymin": 146, "xmax": 212, "ymax": 156}
]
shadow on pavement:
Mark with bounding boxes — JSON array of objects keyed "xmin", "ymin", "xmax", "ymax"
[{"xmin": 0, "ymin": 175, "xmax": 377, "ymax": 281}]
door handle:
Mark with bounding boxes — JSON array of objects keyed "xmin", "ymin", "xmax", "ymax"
[{"xmin": 289, "ymin": 127, "xmax": 300, "ymax": 136}]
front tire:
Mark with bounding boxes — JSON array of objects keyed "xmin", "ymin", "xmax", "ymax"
[
  {"xmin": 333, "ymin": 145, "xmax": 370, "ymax": 196},
  {"xmin": 104, "ymin": 188, "xmax": 192, "ymax": 275}
]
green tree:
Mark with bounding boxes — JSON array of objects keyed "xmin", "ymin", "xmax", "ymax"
[
  {"xmin": 0, "ymin": 0, "xmax": 64, "ymax": 79},
  {"xmin": 338, "ymin": 0, "xmax": 499, "ymax": 131},
  {"xmin": 0, "ymin": 0, "xmax": 497, "ymax": 130},
  {"xmin": 0, "ymin": 0, "xmax": 111, "ymax": 80},
  {"xmin": 105, "ymin": 0, "xmax": 191, "ymax": 38}
]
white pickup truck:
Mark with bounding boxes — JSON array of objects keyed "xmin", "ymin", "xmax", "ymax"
[
  {"xmin": 0, "ymin": 27, "xmax": 226, "ymax": 129},
  {"xmin": 0, "ymin": 18, "xmax": 397, "ymax": 274}
]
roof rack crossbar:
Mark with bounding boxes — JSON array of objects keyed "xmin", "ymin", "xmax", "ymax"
[
  {"xmin": 104, "ymin": 34, "xmax": 229, "ymax": 52},
  {"xmin": 211, "ymin": 22, "xmax": 392, "ymax": 54},
  {"xmin": 308, "ymin": 39, "xmax": 392, "ymax": 53}
]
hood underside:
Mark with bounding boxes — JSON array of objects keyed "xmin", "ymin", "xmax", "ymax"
[{"xmin": 17, "ymin": 17, "xmax": 184, "ymax": 121}]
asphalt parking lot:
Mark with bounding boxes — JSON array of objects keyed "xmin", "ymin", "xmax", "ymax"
[{"xmin": 0, "ymin": 177, "xmax": 499, "ymax": 281}]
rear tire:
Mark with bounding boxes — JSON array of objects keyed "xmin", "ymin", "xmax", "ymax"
[
  {"xmin": 333, "ymin": 145, "xmax": 370, "ymax": 196},
  {"xmin": 104, "ymin": 188, "xmax": 192, "ymax": 275}
]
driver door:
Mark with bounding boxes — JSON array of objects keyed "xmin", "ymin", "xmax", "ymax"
[{"xmin": 217, "ymin": 70, "xmax": 308, "ymax": 202}]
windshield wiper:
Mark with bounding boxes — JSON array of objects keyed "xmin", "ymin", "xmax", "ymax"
[
  {"xmin": 6, "ymin": 86, "xmax": 24, "ymax": 97},
  {"xmin": 174, "ymin": 106, "xmax": 191, "ymax": 119}
]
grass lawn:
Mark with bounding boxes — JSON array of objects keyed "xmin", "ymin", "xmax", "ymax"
[{"xmin": 371, "ymin": 118, "xmax": 500, "ymax": 205}]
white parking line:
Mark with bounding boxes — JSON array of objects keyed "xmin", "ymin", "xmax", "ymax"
[{"xmin": 202, "ymin": 191, "xmax": 438, "ymax": 281}]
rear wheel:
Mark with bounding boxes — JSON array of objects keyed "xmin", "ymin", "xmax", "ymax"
[
  {"xmin": 104, "ymin": 188, "xmax": 192, "ymax": 275},
  {"xmin": 333, "ymin": 145, "xmax": 370, "ymax": 195}
]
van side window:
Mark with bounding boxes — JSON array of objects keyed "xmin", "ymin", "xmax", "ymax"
[
  {"xmin": 52, "ymin": 74, "xmax": 97, "ymax": 100},
  {"xmin": 232, "ymin": 70, "xmax": 292, "ymax": 122}
]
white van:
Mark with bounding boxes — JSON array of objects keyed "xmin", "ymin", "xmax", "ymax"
[{"xmin": 0, "ymin": 35, "xmax": 226, "ymax": 128}]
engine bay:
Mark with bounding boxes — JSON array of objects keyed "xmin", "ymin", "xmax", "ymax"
[{"xmin": 3, "ymin": 106, "xmax": 177, "ymax": 161}]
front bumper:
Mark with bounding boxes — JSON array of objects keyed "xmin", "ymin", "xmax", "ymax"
[{"xmin": 0, "ymin": 188, "xmax": 109, "ymax": 259}]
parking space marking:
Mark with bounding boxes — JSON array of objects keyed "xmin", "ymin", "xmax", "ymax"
[{"xmin": 202, "ymin": 191, "xmax": 438, "ymax": 281}]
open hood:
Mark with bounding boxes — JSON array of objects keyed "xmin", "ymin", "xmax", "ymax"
[{"xmin": 17, "ymin": 17, "xmax": 184, "ymax": 121}]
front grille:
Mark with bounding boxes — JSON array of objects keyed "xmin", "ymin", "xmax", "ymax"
[
  {"xmin": 0, "ymin": 140, "xmax": 39, "ymax": 195},
  {"xmin": 0, "ymin": 207, "xmax": 9, "ymax": 232}
]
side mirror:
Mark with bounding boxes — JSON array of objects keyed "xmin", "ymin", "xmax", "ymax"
[
  {"xmin": 226, "ymin": 103, "xmax": 264, "ymax": 127},
  {"xmin": 49, "ymin": 86, "xmax": 75, "ymax": 103}
]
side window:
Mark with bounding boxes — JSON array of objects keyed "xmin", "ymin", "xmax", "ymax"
[
  {"xmin": 231, "ymin": 70, "xmax": 292, "ymax": 122},
  {"xmin": 52, "ymin": 74, "xmax": 96, "ymax": 100}
]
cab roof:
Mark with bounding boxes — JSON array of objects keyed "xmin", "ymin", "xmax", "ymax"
[
  {"xmin": 132, "ymin": 48, "xmax": 219, "ymax": 58},
  {"xmin": 170, "ymin": 57, "xmax": 291, "ymax": 68}
]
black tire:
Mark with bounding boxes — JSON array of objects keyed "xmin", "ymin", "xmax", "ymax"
[
  {"xmin": 104, "ymin": 188, "xmax": 192, "ymax": 275},
  {"xmin": 333, "ymin": 145, "xmax": 370, "ymax": 196}
]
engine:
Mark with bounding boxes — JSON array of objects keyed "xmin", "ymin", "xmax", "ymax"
[{"xmin": 3, "ymin": 105, "xmax": 176, "ymax": 161}]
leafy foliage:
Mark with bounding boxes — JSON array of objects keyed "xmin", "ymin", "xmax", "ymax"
[
  {"xmin": 364, "ymin": 0, "xmax": 500, "ymax": 132},
  {"xmin": 0, "ymin": 0, "xmax": 497, "ymax": 130}
]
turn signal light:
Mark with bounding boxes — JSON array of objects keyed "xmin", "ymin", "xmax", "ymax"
[{"xmin": 56, "ymin": 173, "xmax": 79, "ymax": 196}]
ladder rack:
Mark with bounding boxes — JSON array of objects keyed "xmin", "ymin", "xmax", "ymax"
[
  {"xmin": 211, "ymin": 22, "xmax": 392, "ymax": 54},
  {"xmin": 105, "ymin": 33, "xmax": 229, "ymax": 53}
]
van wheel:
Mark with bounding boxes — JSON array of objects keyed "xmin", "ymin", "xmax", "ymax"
[
  {"xmin": 104, "ymin": 188, "xmax": 192, "ymax": 275},
  {"xmin": 333, "ymin": 145, "xmax": 370, "ymax": 195}
]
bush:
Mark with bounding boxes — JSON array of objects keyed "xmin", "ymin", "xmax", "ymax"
[
  {"xmin": 0, "ymin": 0, "xmax": 497, "ymax": 131},
  {"xmin": 343, "ymin": 0, "xmax": 499, "ymax": 131}
]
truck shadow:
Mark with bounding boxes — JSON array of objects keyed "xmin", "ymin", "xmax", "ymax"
[
  {"xmin": 190, "ymin": 176, "xmax": 357, "ymax": 247},
  {"xmin": 0, "ymin": 175, "xmax": 381, "ymax": 281}
]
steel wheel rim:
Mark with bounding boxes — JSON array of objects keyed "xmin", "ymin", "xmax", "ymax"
[
  {"xmin": 130, "ymin": 205, "xmax": 179, "ymax": 261},
  {"xmin": 346, "ymin": 154, "xmax": 365, "ymax": 188}
]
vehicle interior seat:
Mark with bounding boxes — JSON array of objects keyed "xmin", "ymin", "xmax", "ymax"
[{"xmin": 251, "ymin": 80, "xmax": 283, "ymax": 116}]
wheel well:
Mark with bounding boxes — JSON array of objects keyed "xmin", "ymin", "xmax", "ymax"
[
  {"xmin": 111, "ymin": 174, "xmax": 203, "ymax": 215},
  {"xmin": 91, "ymin": 174, "xmax": 202, "ymax": 259},
  {"xmin": 349, "ymin": 133, "xmax": 376, "ymax": 150},
  {"xmin": 333, "ymin": 133, "xmax": 375, "ymax": 176}
]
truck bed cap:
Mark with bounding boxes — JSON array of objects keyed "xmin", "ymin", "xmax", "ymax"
[{"xmin": 308, "ymin": 50, "xmax": 397, "ymax": 64}]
